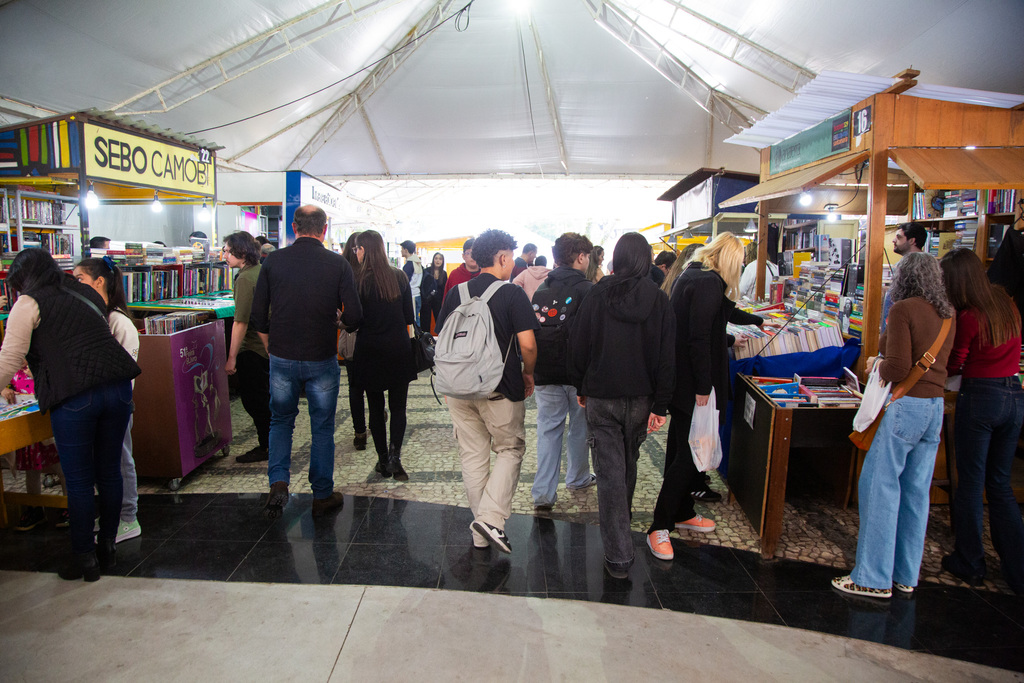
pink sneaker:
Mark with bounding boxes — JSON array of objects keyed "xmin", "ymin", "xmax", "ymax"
[
  {"xmin": 675, "ymin": 515, "xmax": 716, "ymax": 533},
  {"xmin": 647, "ymin": 530, "xmax": 674, "ymax": 560}
]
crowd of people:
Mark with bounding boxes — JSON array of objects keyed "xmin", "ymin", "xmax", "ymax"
[{"xmin": 2, "ymin": 209, "xmax": 1021, "ymax": 596}]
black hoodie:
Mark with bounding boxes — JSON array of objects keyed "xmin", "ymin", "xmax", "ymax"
[
  {"xmin": 567, "ymin": 273, "xmax": 676, "ymax": 415},
  {"xmin": 532, "ymin": 266, "xmax": 594, "ymax": 386}
]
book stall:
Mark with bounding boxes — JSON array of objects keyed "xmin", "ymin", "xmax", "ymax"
[
  {"xmin": 0, "ymin": 112, "xmax": 233, "ymax": 494},
  {"xmin": 714, "ymin": 78, "xmax": 1024, "ymax": 554}
]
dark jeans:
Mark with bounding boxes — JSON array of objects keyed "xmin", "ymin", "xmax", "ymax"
[
  {"xmin": 49, "ymin": 380, "xmax": 133, "ymax": 554},
  {"xmin": 649, "ymin": 408, "xmax": 701, "ymax": 532},
  {"xmin": 420, "ymin": 296, "xmax": 442, "ymax": 335},
  {"xmin": 586, "ymin": 395, "xmax": 652, "ymax": 569},
  {"xmin": 346, "ymin": 363, "xmax": 366, "ymax": 434},
  {"xmin": 951, "ymin": 376, "xmax": 1024, "ymax": 593},
  {"xmin": 367, "ymin": 383, "xmax": 409, "ymax": 459},
  {"xmin": 236, "ymin": 350, "xmax": 270, "ymax": 449}
]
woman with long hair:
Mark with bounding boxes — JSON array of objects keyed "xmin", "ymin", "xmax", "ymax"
[
  {"xmin": 341, "ymin": 231, "xmax": 367, "ymax": 450},
  {"xmin": 647, "ymin": 232, "xmax": 758, "ymax": 561},
  {"xmin": 352, "ymin": 230, "xmax": 417, "ymax": 480},
  {"xmin": 659, "ymin": 247, "xmax": 686, "ymax": 296},
  {"xmin": 420, "ymin": 251, "xmax": 447, "ymax": 334},
  {"xmin": 833, "ymin": 252, "xmax": 955, "ymax": 599},
  {"xmin": 74, "ymin": 257, "xmax": 144, "ymax": 543},
  {"xmin": 568, "ymin": 232, "xmax": 674, "ymax": 578},
  {"xmin": 0, "ymin": 249, "xmax": 139, "ymax": 580},
  {"xmin": 940, "ymin": 248, "xmax": 1024, "ymax": 594},
  {"xmin": 585, "ymin": 245, "xmax": 605, "ymax": 283}
]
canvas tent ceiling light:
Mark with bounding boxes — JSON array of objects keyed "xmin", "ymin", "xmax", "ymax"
[{"xmin": 1, "ymin": 0, "xmax": 1023, "ymax": 180}]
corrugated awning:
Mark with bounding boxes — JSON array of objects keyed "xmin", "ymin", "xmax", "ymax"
[
  {"xmin": 719, "ymin": 151, "xmax": 868, "ymax": 208},
  {"xmin": 889, "ymin": 148, "xmax": 1024, "ymax": 190}
]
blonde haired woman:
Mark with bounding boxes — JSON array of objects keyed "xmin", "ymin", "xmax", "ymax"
[{"xmin": 646, "ymin": 232, "xmax": 763, "ymax": 560}]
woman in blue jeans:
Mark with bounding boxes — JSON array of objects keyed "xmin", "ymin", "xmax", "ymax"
[
  {"xmin": 833, "ymin": 253, "xmax": 955, "ymax": 599},
  {"xmin": 0, "ymin": 249, "xmax": 139, "ymax": 581},
  {"xmin": 940, "ymin": 248, "xmax": 1024, "ymax": 595},
  {"xmin": 568, "ymin": 233, "xmax": 675, "ymax": 579}
]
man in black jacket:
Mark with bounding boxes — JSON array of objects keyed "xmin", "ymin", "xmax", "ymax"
[
  {"xmin": 250, "ymin": 205, "xmax": 362, "ymax": 519},
  {"xmin": 530, "ymin": 233, "xmax": 595, "ymax": 510}
]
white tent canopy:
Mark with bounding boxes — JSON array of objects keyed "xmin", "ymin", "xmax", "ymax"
[{"xmin": 3, "ymin": 0, "xmax": 1023, "ymax": 182}]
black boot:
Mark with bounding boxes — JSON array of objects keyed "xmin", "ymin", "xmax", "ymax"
[
  {"xmin": 97, "ymin": 538, "xmax": 117, "ymax": 571},
  {"xmin": 388, "ymin": 443, "xmax": 408, "ymax": 482},
  {"xmin": 58, "ymin": 550, "xmax": 101, "ymax": 582},
  {"xmin": 354, "ymin": 432, "xmax": 368, "ymax": 451},
  {"xmin": 375, "ymin": 451, "xmax": 392, "ymax": 478}
]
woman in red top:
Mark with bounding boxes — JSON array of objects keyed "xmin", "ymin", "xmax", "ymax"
[{"xmin": 940, "ymin": 248, "xmax": 1024, "ymax": 595}]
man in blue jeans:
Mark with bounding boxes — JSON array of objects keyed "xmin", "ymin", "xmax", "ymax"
[
  {"xmin": 528, "ymin": 232, "xmax": 596, "ymax": 509},
  {"xmin": 250, "ymin": 205, "xmax": 362, "ymax": 519}
]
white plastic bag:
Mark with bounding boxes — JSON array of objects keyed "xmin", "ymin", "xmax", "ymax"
[
  {"xmin": 689, "ymin": 387, "xmax": 722, "ymax": 472},
  {"xmin": 852, "ymin": 365, "xmax": 891, "ymax": 432}
]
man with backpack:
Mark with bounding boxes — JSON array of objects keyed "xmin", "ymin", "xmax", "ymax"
[
  {"xmin": 434, "ymin": 230, "xmax": 539, "ymax": 553},
  {"xmin": 530, "ymin": 233, "xmax": 595, "ymax": 510}
]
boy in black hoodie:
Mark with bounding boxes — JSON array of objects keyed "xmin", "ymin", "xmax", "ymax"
[
  {"xmin": 530, "ymin": 233, "xmax": 596, "ymax": 509},
  {"xmin": 568, "ymin": 232, "xmax": 675, "ymax": 579}
]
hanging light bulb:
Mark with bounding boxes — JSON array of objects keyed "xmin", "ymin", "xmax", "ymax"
[
  {"xmin": 85, "ymin": 183, "xmax": 99, "ymax": 210},
  {"xmin": 825, "ymin": 204, "xmax": 838, "ymax": 222},
  {"xmin": 798, "ymin": 192, "xmax": 812, "ymax": 207},
  {"xmin": 198, "ymin": 201, "xmax": 211, "ymax": 222},
  {"xmin": 151, "ymin": 191, "xmax": 163, "ymax": 213},
  {"xmin": 744, "ymin": 218, "xmax": 758, "ymax": 233}
]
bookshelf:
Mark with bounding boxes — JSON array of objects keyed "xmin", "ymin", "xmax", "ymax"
[
  {"xmin": 908, "ymin": 188, "xmax": 1018, "ymax": 263},
  {"xmin": 3, "ymin": 187, "xmax": 81, "ymax": 268}
]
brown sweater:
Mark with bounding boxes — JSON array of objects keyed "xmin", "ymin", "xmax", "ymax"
[{"xmin": 878, "ymin": 297, "xmax": 955, "ymax": 398}]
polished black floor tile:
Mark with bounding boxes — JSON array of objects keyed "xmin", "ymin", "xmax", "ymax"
[
  {"xmin": 229, "ymin": 540, "xmax": 348, "ymax": 585},
  {"xmin": 0, "ymin": 526, "xmax": 68, "ymax": 571},
  {"xmin": 657, "ymin": 591, "xmax": 785, "ymax": 625},
  {"xmin": 439, "ymin": 539, "xmax": 546, "ymax": 594},
  {"xmin": 332, "ymin": 543, "xmax": 443, "ymax": 588},
  {"xmin": 765, "ymin": 589, "xmax": 923, "ymax": 650},
  {"xmin": 170, "ymin": 504, "xmax": 276, "ymax": 542},
  {"xmin": 541, "ymin": 536, "xmax": 654, "ymax": 595},
  {"xmin": 973, "ymin": 590, "xmax": 1024, "ymax": 629},
  {"xmin": 929, "ymin": 647, "xmax": 1024, "ymax": 673},
  {"xmin": 129, "ymin": 539, "xmax": 256, "ymax": 581},
  {"xmin": 551, "ymin": 589, "xmax": 662, "ymax": 609},
  {"xmin": 353, "ymin": 498, "xmax": 452, "ymax": 546},
  {"xmin": 731, "ymin": 551, "xmax": 845, "ymax": 592},
  {"xmin": 907, "ymin": 585, "xmax": 1024, "ymax": 651},
  {"xmin": 137, "ymin": 492, "xmax": 220, "ymax": 508},
  {"xmin": 261, "ymin": 496, "xmax": 367, "ymax": 544},
  {"xmin": 134, "ymin": 500, "xmax": 209, "ymax": 540},
  {"xmin": 641, "ymin": 541, "xmax": 757, "ymax": 593},
  {"xmin": 89, "ymin": 538, "xmax": 165, "ymax": 577}
]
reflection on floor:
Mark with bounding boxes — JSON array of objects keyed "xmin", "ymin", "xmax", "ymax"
[
  {"xmin": 4, "ymin": 372, "xmax": 1009, "ymax": 592},
  {"xmin": 1, "ymin": 493, "xmax": 1022, "ymax": 674}
]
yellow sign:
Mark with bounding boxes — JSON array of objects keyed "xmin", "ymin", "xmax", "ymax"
[{"xmin": 83, "ymin": 123, "xmax": 215, "ymax": 196}]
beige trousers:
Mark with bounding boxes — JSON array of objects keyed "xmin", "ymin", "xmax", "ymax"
[{"xmin": 448, "ymin": 393, "xmax": 526, "ymax": 540}]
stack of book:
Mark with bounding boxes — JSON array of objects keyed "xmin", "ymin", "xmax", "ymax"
[
  {"xmin": 143, "ymin": 311, "xmax": 207, "ymax": 335},
  {"xmin": 730, "ymin": 318, "xmax": 844, "ymax": 359},
  {"xmin": 987, "ymin": 189, "xmax": 1019, "ymax": 214}
]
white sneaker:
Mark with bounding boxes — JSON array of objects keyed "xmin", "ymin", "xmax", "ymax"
[{"xmin": 115, "ymin": 519, "xmax": 142, "ymax": 543}]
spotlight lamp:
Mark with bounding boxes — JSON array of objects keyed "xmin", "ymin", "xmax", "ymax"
[
  {"xmin": 825, "ymin": 204, "xmax": 838, "ymax": 222},
  {"xmin": 198, "ymin": 201, "xmax": 211, "ymax": 222},
  {"xmin": 151, "ymin": 191, "xmax": 163, "ymax": 213},
  {"xmin": 798, "ymin": 192, "xmax": 812, "ymax": 207},
  {"xmin": 85, "ymin": 183, "xmax": 99, "ymax": 210}
]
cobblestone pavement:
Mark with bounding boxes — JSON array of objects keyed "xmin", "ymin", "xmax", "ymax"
[{"xmin": 6, "ymin": 369, "xmax": 1017, "ymax": 594}]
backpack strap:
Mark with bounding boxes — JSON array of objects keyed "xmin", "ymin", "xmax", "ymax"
[
  {"xmin": 458, "ymin": 281, "xmax": 470, "ymax": 304},
  {"xmin": 478, "ymin": 279, "xmax": 507, "ymax": 303}
]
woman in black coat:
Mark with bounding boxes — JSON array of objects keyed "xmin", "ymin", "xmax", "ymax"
[
  {"xmin": 351, "ymin": 230, "xmax": 417, "ymax": 480},
  {"xmin": 419, "ymin": 252, "xmax": 447, "ymax": 334},
  {"xmin": 646, "ymin": 232, "xmax": 761, "ymax": 562}
]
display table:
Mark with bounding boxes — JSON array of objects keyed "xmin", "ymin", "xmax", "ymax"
[
  {"xmin": 728, "ymin": 374, "xmax": 860, "ymax": 559},
  {"xmin": 133, "ymin": 319, "xmax": 232, "ymax": 490},
  {"xmin": 128, "ymin": 290, "xmax": 235, "ymax": 319},
  {"xmin": 0, "ymin": 408, "xmax": 65, "ymax": 528}
]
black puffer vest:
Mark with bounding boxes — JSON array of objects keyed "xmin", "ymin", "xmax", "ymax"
[{"xmin": 26, "ymin": 280, "xmax": 141, "ymax": 412}]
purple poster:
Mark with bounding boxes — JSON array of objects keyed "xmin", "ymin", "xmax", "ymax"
[{"xmin": 170, "ymin": 319, "xmax": 232, "ymax": 474}]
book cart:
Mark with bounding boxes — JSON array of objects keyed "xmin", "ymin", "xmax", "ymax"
[
  {"xmin": 719, "ymin": 77, "xmax": 1024, "ymax": 535},
  {"xmin": 132, "ymin": 319, "xmax": 232, "ymax": 491}
]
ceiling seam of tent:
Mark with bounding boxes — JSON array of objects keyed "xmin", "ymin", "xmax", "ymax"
[
  {"xmin": 527, "ymin": 12, "xmax": 569, "ymax": 174},
  {"xmin": 111, "ymin": 0, "xmax": 403, "ymax": 115}
]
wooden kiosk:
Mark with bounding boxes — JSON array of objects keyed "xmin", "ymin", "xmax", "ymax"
[{"xmin": 719, "ymin": 84, "xmax": 1024, "ymax": 556}]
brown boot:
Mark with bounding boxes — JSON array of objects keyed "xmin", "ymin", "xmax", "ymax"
[
  {"xmin": 311, "ymin": 491, "xmax": 345, "ymax": 518},
  {"xmin": 265, "ymin": 481, "xmax": 290, "ymax": 519}
]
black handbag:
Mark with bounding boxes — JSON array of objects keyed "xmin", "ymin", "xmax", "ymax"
[{"xmin": 412, "ymin": 324, "xmax": 435, "ymax": 373}]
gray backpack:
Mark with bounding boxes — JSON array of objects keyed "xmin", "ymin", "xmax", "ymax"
[{"xmin": 434, "ymin": 280, "xmax": 514, "ymax": 400}]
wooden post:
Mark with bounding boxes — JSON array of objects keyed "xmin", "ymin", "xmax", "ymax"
[
  {"xmin": 755, "ymin": 202, "xmax": 769, "ymax": 301},
  {"xmin": 862, "ymin": 94, "xmax": 895, "ymax": 362}
]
